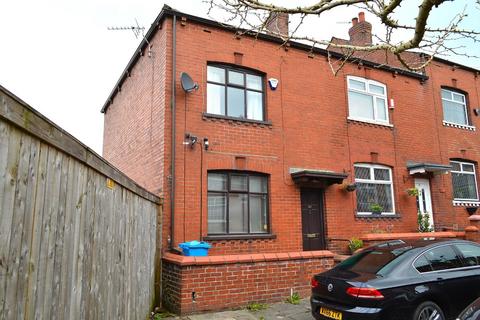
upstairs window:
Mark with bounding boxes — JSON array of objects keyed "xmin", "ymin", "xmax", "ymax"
[
  {"xmin": 451, "ymin": 160, "xmax": 478, "ymax": 201},
  {"xmin": 441, "ymin": 89, "xmax": 469, "ymax": 126},
  {"xmin": 347, "ymin": 76, "xmax": 388, "ymax": 124},
  {"xmin": 207, "ymin": 172, "xmax": 269, "ymax": 235},
  {"xmin": 354, "ymin": 164, "xmax": 395, "ymax": 215},
  {"xmin": 207, "ymin": 65, "xmax": 265, "ymax": 121}
]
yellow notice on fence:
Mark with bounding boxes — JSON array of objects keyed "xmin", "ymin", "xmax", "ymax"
[{"xmin": 106, "ymin": 178, "xmax": 115, "ymax": 189}]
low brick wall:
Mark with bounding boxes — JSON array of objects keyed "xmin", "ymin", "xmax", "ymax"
[
  {"xmin": 360, "ymin": 231, "xmax": 465, "ymax": 247},
  {"xmin": 161, "ymin": 251, "xmax": 334, "ymax": 315}
]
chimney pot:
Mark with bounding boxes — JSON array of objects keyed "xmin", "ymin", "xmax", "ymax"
[
  {"xmin": 348, "ymin": 11, "xmax": 372, "ymax": 46},
  {"xmin": 358, "ymin": 12, "xmax": 365, "ymax": 22}
]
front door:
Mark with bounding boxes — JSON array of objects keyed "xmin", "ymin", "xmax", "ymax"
[
  {"xmin": 415, "ymin": 178, "xmax": 434, "ymax": 228},
  {"xmin": 300, "ymin": 188, "xmax": 326, "ymax": 251}
]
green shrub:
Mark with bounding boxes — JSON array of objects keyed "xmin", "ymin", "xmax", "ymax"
[
  {"xmin": 370, "ymin": 203, "xmax": 383, "ymax": 214},
  {"xmin": 418, "ymin": 212, "xmax": 433, "ymax": 232},
  {"xmin": 406, "ymin": 187, "xmax": 419, "ymax": 197},
  {"xmin": 286, "ymin": 292, "xmax": 301, "ymax": 305},
  {"xmin": 247, "ymin": 302, "xmax": 268, "ymax": 312},
  {"xmin": 348, "ymin": 238, "xmax": 363, "ymax": 253}
]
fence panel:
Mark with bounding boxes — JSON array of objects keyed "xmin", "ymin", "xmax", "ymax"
[{"xmin": 0, "ymin": 86, "xmax": 161, "ymax": 320}]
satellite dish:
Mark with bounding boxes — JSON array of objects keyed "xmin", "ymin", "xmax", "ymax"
[{"xmin": 180, "ymin": 72, "xmax": 199, "ymax": 93}]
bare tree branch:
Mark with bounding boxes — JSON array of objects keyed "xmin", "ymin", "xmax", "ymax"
[{"xmin": 205, "ymin": 0, "xmax": 480, "ymax": 73}]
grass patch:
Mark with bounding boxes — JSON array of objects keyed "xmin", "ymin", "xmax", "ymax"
[
  {"xmin": 246, "ymin": 302, "xmax": 268, "ymax": 312},
  {"xmin": 151, "ymin": 311, "xmax": 176, "ymax": 319},
  {"xmin": 286, "ymin": 292, "xmax": 301, "ymax": 305}
]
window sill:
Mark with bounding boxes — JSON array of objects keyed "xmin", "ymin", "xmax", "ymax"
[
  {"xmin": 453, "ymin": 200, "xmax": 480, "ymax": 207},
  {"xmin": 355, "ymin": 213, "xmax": 401, "ymax": 219},
  {"xmin": 347, "ymin": 117, "xmax": 393, "ymax": 128},
  {"xmin": 442, "ymin": 121, "xmax": 476, "ymax": 131},
  {"xmin": 203, "ymin": 233, "xmax": 277, "ymax": 241},
  {"xmin": 203, "ymin": 113, "xmax": 272, "ymax": 126}
]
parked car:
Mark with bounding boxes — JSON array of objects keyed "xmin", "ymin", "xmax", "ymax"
[
  {"xmin": 311, "ymin": 238, "xmax": 480, "ymax": 320},
  {"xmin": 457, "ymin": 297, "xmax": 480, "ymax": 320}
]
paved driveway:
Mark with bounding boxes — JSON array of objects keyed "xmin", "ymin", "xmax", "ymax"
[{"xmin": 171, "ymin": 298, "xmax": 313, "ymax": 320}]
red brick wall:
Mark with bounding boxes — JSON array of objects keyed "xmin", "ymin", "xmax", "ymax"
[
  {"xmin": 103, "ymin": 21, "xmax": 168, "ymax": 196},
  {"xmin": 424, "ymin": 63, "xmax": 480, "ymax": 230},
  {"xmin": 102, "ymin": 14, "xmax": 480, "ymax": 255},
  {"xmin": 161, "ymin": 251, "xmax": 334, "ymax": 314}
]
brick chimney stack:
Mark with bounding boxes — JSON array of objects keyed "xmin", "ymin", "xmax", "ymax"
[
  {"xmin": 348, "ymin": 12, "xmax": 372, "ymax": 46},
  {"xmin": 265, "ymin": 12, "xmax": 289, "ymax": 37}
]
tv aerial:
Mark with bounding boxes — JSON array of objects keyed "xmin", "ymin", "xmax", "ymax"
[{"xmin": 108, "ymin": 19, "xmax": 152, "ymax": 57}]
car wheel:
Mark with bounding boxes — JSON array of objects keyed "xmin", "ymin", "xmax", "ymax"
[{"xmin": 413, "ymin": 301, "xmax": 445, "ymax": 320}]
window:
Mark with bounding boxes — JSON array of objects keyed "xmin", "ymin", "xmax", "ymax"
[
  {"xmin": 450, "ymin": 161, "xmax": 478, "ymax": 201},
  {"xmin": 347, "ymin": 76, "xmax": 388, "ymax": 124},
  {"xmin": 354, "ymin": 164, "xmax": 394, "ymax": 214},
  {"xmin": 455, "ymin": 244, "xmax": 480, "ymax": 267},
  {"xmin": 207, "ymin": 65, "xmax": 265, "ymax": 121},
  {"xmin": 207, "ymin": 172, "xmax": 269, "ymax": 235},
  {"xmin": 414, "ymin": 255, "xmax": 433, "ymax": 273},
  {"xmin": 421, "ymin": 245, "xmax": 462, "ymax": 271},
  {"xmin": 441, "ymin": 89, "xmax": 469, "ymax": 126}
]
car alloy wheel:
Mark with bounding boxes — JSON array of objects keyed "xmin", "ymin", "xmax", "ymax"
[{"xmin": 414, "ymin": 301, "xmax": 445, "ymax": 320}]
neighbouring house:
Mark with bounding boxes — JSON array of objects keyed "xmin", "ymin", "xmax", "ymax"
[{"xmin": 101, "ymin": 6, "xmax": 480, "ymax": 314}]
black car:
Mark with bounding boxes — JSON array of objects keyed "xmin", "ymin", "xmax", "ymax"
[
  {"xmin": 311, "ymin": 238, "xmax": 480, "ymax": 320},
  {"xmin": 457, "ymin": 297, "xmax": 480, "ymax": 320}
]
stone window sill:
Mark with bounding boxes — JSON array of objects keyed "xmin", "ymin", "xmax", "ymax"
[
  {"xmin": 203, "ymin": 234, "xmax": 277, "ymax": 241},
  {"xmin": 443, "ymin": 121, "xmax": 476, "ymax": 131},
  {"xmin": 347, "ymin": 117, "xmax": 394, "ymax": 129},
  {"xmin": 202, "ymin": 112, "xmax": 272, "ymax": 127},
  {"xmin": 355, "ymin": 213, "xmax": 401, "ymax": 220},
  {"xmin": 453, "ymin": 200, "xmax": 480, "ymax": 207}
]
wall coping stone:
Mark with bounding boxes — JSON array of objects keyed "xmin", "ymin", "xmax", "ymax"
[
  {"xmin": 469, "ymin": 215, "xmax": 480, "ymax": 221},
  {"xmin": 163, "ymin": 250, "xmax": 334, "ymax": 266},
  {"xmin": 465, "ymin": 226, "xmax": 479, "ymax": 232},
  {"xmin": 360, "ymin": 231, "xmax": 464, "ymax": 241}
]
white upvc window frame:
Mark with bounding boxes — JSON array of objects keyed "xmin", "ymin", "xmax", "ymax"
[
  {"xmin": 347, "ymin": 76, "xmax": 389, "ymax": 125},
  {"xmin": 450, "ymin": 160, "xmax": 479, "ymax": 202},
  {"xmin": 354, "ymin": 163, "xmax": 396, "ymax": 215},
  {"xmin": 441, "ymin": 89, "xmax": 469, "ymax": 127}
]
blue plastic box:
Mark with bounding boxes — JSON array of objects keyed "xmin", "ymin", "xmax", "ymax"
[{"xmin": 179, "ymin": 241, "xmax": 212, "ymax": 256}]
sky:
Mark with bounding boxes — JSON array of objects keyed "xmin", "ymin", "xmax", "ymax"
[{"xmin": 1, "ymin": 0, "xmax": 478, "ymax": 155}]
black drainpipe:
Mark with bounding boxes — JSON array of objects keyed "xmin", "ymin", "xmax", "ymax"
[{"xmin": 170, "ymin": 14, "xmax": 177, "ymax": 250}]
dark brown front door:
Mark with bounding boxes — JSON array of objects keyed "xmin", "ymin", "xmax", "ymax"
[{"xmin": 301, "ymin": 188, "xmax": 326, "ymax": 251}]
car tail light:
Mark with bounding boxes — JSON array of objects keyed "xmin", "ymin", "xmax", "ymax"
[
  {"xmin": 346, "ymin": 287, "xmax": 384, "ymax": 299},
  {"xmin": 311, "ymin": 277, "xmax": 319, "ymax": 288}
]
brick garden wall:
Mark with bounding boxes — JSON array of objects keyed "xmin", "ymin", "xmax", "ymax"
[
  {"xmin": 360, "ymin": 231, "xmax": 465, "ymax": 248},
  {"xmin": 161, "ymin": 251, "xmax": 334, "ymax": 315}
]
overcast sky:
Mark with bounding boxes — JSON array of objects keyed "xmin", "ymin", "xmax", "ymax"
[{"xmin": 1, "ymin": 0, "xmax": 478, "ymax": 154}]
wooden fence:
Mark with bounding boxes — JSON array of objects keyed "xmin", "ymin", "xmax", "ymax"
[{"xmin": 0, "ymin": 85, "xmax": 162, "ymax": 320}]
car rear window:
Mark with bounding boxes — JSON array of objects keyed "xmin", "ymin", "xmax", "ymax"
[
  {"xmin": 337, "ymin": 247, "xmax": 412, "ymax": 274},
  {"xmin": 413, "ymin": 255, "xmax": 432, "ymax": 273}
]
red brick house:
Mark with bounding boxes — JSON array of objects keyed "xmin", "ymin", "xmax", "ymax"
[{"xmin": 101, "ymin": 6, "xmax": 480, "ymax": 313}]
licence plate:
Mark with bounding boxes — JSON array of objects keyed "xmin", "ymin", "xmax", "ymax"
[{"xmin": 319, "ymin": 307, "xmax": 342, "ymax": 320}]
